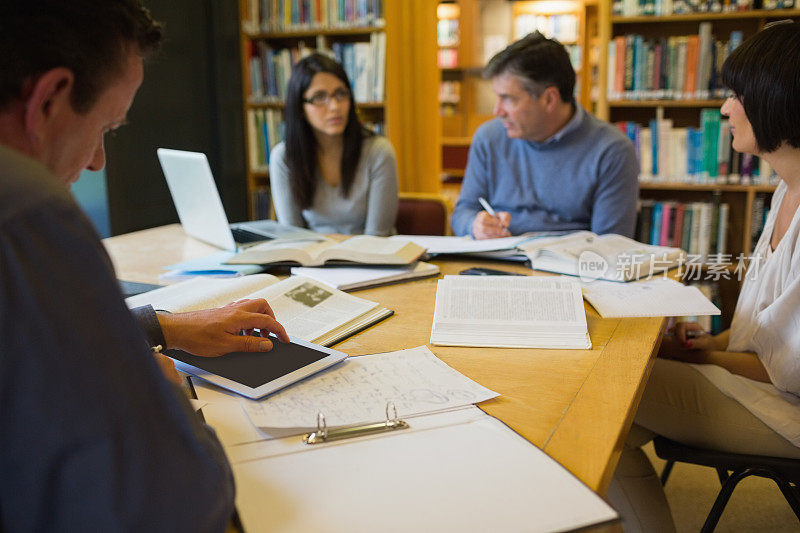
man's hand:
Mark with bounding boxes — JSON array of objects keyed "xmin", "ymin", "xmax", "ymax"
[
  {"xmin": 158, "ymin": 299, "xmax": 290, "ymax": 357},
  {"xmin": 472, "ymin": 211, "xmax": 512, "ymax": 239}
]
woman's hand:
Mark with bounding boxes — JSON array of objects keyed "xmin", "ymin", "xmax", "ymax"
[{"xmin": 672, "ymin": 321, "xmax": 716, "ymax": 350}]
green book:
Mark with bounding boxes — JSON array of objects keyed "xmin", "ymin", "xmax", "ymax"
[{"xmin": 701, "ymin": 108, "xmax": 721, "ymax": 180}]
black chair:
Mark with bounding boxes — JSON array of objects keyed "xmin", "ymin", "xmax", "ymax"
[{"xmin": 655, "ymin": 436, "xmax": 800, "ymax": 532}]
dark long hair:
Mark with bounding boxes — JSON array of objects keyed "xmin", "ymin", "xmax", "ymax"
[{"xmin": 283, "ymin": 53, "xmax": 369, "ymax": 209}]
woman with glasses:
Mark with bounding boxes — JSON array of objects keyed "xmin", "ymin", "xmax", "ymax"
[
  {"xmin": 608, "ymin": 21, "xmax": 800, "ymax": 532},
  {"xmin": 269, "ymin": 53, "xmax": 398, "ymax": 236}
]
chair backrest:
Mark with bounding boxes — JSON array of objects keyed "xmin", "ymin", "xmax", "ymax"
[{"xmin": 395, "ymin": 192, "xmax": 453, "ymax": 236}]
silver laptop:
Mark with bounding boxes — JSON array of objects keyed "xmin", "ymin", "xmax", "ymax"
[{"xmin": 157, "ymin": 148, "xmax": 320, "ymax": 250}]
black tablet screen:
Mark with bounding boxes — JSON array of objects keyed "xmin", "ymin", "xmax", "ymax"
[{"xmin": 166, "ymin": 341, "xmax": 331, "ymax": 389}]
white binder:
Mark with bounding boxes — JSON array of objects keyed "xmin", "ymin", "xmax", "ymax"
[{"xmin": 195, "ymin": 383, "xmax": 618, "ymax": 532}]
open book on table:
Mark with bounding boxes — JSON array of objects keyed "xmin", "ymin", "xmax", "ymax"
[
  {"xmin": 194, "ymin": 347, "xmax": 618, "ymax": 532},
  {"xmin": 226, "ymin": 235, "xmax": 425, "ymax": 267},
  {"xmin": 521, "ymin": 231, "xmax": 685, "ymax": 282},
  {"xmin": 290, "ymin": 261, "xmax": 440, "ymax": 291},
  {"xmin": 431, "ymin": 275, "xmax": 591, "ymax": 349},
  {"xmin": 390, "ymin": 232, "xmax": 565, "ymax": 261},
  {"xmin": 125, "ymin": 274, "xmax": 392, "ymax": 347}
]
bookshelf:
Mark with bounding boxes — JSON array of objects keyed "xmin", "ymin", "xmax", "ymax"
[
  {"xmin": 596, "ymin": 4, "xmax": 797, "ymax": 327},
  {"xmin": 238, "ymin": 0, "xmax": 441, "ymax": 219}
]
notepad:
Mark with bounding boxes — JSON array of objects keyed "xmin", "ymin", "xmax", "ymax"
[
  {"xmin": 430, "ymin": 275, "xmax": 591, "ymax": 349},
  {"xmin": 580, "ymin": 278, "xmax": 721, "ymax": 318}
]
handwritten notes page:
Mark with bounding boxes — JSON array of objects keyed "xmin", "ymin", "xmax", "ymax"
[{"xmin": 241, "ymin": 346, "xmax": 498, "ymax": 431}]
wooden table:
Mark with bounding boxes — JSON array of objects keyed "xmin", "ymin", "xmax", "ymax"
[{"xmin": 105, "ymin": 223, "xmax": 666, "ymax": 496}]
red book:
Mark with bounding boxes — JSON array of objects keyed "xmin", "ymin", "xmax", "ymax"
[
  {"xmin": 672, "ymin": 204, "xmax": 685, "ymax": 249},
  {"xmin": 660, "ymin": 203, "xmax": 673, "ymax": 247}
]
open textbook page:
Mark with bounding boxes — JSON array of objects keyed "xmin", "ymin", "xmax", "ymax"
[
  {"xmin": 227, "ymin": 235, "xmax": 425, "ymax": 266},
  {"xmin": 521, "ymin": 231, "xmax": 684, "ymax": 281},
  {"xmin": 125, "ymin": 274, "xmax": 391, "ymax": 346},
  {"xmin": 580, "ymin": 278, "xmax": 721, "ymax": 318},
  {"xmin": 390, "ymin": 232, "xmax": 565, "ymax": 261},
  {"xmin": 240, "ymin": 346, "xmax": 498, "ymax": 432},
  {"xmin": 430, "ymin": 275, "xmax": 591, "ymax": 349}
]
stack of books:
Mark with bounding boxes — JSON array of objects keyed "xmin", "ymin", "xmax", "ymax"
[{"xmin": 637, "ymin": 200, "xmax": 729, "ymax": 260}]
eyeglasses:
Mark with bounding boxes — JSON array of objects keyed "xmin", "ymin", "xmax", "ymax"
[{"xmin": 303, "ymin": 88, "xmax": 351, "ymax": 107}]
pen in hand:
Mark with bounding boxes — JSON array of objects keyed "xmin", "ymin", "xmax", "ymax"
[{"xmin": 479, "ymin": 197, "xmax": 500, "ymax": 220}]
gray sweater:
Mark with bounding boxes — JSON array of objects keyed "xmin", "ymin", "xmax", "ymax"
[
  {"xmin": 269, "ymin": 136, "xmax": 399, "ymax": 236},
  {"xmin": 452, "ymin": 106, "xmax": 640, "ymax": 238}
]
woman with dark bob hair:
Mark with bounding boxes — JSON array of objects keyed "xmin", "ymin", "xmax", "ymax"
[
  {"xmin": 269, "ymin": 53, "xmax": 398, "ymax": 236},
  {"xmin": 608, "ymin": 21, "xmax": 800, "ymax": 532}
]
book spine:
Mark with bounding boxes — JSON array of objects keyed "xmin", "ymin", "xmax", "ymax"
[
  {"xmin": 660, "ymin": 203, "xmax": 673, "ymax": 246},
  {"xmin": 651, "ymin": 202, "xmax": 663, "ymax": 245}
]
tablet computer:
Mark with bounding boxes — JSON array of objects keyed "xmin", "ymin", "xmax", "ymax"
[{"xmin": 166, "ymin": 336, "xmax": 347, "ymax": 399}]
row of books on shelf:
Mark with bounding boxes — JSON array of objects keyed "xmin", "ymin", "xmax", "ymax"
[
  {"xmin": 439, "ymin": 81, "xmax": 460, "ymax": 105},
  {"xmin": 636, "ymin": 200, "xmax": 730, "ymax": 260},
  {"xmin": 438, "ymin": 48, "xmax": 458, "ymax": 69},
  {"xmin": 613, "ymin": 0, "xmax": 796, "ymax": 17},
  {"xmin": 242, "ymin": 0, "xmax": 385, "ymax": 34},
  {"xmin": 608, "ymin": 25, "xmax": 742, "ymax": 101},
  {"xmin": 247, "ymin": 109, "xmax": 284, "ymax": 172},
  {"xmin": 513, "ymin": 14, "xmax": 579, "ymax": 44},
  {"xmin": 247, "ymin": 35, "xmax": 386, "ymax": 103},
  {"xmin": 437, "ymin": 18, "xmax": 459, "ymax": 48},
  {"xmin": 617, "ymin": 109, "xmax": 779, "ymax": 184}
]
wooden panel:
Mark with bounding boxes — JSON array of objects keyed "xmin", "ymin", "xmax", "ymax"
[{"xmin": 386, "ymin": 0, "xmax": 441, "ymax": 193}]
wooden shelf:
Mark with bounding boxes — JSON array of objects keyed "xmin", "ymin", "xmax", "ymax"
[
  {"xmin": 609, "ymin": 99, "xmax": 726, "ymax": 108},
  {"xmin": 244, "ymin": 25, "xmax": 385, "ymax": 39},
  {"xmin": 612, "ymin": 8, "xmax": 800, "ymax": 24},
  {"xmin": 441, "ymin": 136, "xmax": 472, "ymax": 146},
  {"xmin": 639, "ymin": 181, "xmax": 777, "ymax": 192}
]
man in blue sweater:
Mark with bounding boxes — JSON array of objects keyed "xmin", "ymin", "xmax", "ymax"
[{"xmin": 452, "ymin": 32, "xmax": 639, "ymax": 239}]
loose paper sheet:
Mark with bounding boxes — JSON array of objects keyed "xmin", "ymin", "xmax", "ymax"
[
  {"xmin": 580, "ymin": 278, "xmax": 721, "ymax": 318},
  {"xmin": 240, "ymin": 346, "xmax": 498, "ymax": 430}
]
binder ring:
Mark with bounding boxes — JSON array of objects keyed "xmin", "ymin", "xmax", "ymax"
[
  {"xmin": 316, "ymin": 412, "xmax": 327, "ymax": 440},
  {"xmin": 386, "ymin": 402, "xmax": 399, "ymax": 426},
  {"xmin": 303, "ymin": 403, "xmax": 410, "ymax": 445}
]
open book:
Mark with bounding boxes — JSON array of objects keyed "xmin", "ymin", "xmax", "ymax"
[
  {"xmin": 390, "ymin": 233, "xmax": 561, "ymax": 261},
  {"xmin": 290, "ymin": 261, "xmax": 440, "ymax": 291},
  {"xmin": 431, "ymin": 275, "xmax": 591, "ymax": 349},
  {"xmin": 521, "ymin": 231, "xmax": 684, "ymax": 282},
  {"xmin": 226, "ymin": 235, "xmax": 425, "ymax": 267},
  {"xmin": 125, "ymin": 274, "xmax": 392, "ymax": 347}
]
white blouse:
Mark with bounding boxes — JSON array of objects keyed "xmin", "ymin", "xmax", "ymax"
[{"xmin": 691, "ymin": 180, "xmax": 800, "ymax": 447}]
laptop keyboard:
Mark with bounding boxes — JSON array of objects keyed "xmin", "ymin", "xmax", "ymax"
[{"xmin": 231, "ymin": 227, "xmax": 271, "ymax": 244}]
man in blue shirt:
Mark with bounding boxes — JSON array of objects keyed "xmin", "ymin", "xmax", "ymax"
[{"xmin": 452, "ymin": 32, "xmax": 639, "ymax": 239}]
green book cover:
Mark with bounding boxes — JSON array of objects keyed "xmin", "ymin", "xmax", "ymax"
[{"xmin": 701, "ymin": 108, "xmax": 721, "ymax": 180}]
